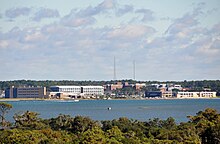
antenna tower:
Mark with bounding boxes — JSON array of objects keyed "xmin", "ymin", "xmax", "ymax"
[
  {"xmin": 133, "ymin": 60, "xmax": 135, "ymax": 80},
  {"xmin": 114, "ymin": 56, "xmax": 116, "ymax": 80}
]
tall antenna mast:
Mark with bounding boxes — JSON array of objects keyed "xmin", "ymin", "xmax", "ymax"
[
  {"xmin": 133, "ymin": 60, "xmax": 135, "ymax": 80},
  {"xmin": 114, "ymin": 56, "xmax": 116, "ymax": 80}
]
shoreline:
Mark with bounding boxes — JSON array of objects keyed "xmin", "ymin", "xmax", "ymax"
[{"xmin": 0, "ymin": 97, "xmax": 220, "ymax": 102}]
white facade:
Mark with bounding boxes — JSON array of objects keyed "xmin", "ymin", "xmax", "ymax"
[
  {"xmin": 81, "ymin": 86, "xmax": 104, "ymax": 96},
  {"xmin": 177, "ymin": 92, "xmax": 216, "ymax": 98},
  {"xmin": 162, "ymin": 91, "xmax": 173, "ymax": 98},
  {"xmin": 50, "ymin": 86, "xmax": 81, "ymax": 95},
  {"xmin": 50, "ymin": 85, "xmax": 104, "ymax": 96}
]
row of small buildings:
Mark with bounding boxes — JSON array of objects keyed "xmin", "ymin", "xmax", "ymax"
[
  {"xmin": 5, "ymin": 85, "xmax": 104, "ymax": 99},
  {"xmin": 4, "ymin": 84, "xmax": 217, "ymax": 99},
  {"xmin": 145, "ymin": 91, "xmax": 217, "ymax": 98}
]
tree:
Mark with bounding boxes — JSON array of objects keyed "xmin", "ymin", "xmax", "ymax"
[
  {"xmin": 71, "ymin": 116, "xmax": 100, "ymax": 134},
  {"xmin": 13, "ymin": 111, "xmax": 47, "ymax": 130},
  {"xmin": 188, "ymin": 108, "xmax": 220, "ymax": 144},
  {"xmin": 0, "ymin": 102, "xmax": 12, "ymax": 128},
  {"xmin": 48, "ymin": 114, "xmax": 74, "ymax": 131}
]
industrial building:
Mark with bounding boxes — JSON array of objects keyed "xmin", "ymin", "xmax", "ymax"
[{"xmin": 5, "ymin": 86, "xmax": 46, "ymax": 98}]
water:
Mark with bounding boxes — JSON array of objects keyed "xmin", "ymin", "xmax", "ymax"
[{"xmin": 4, "ymin": 99, "xmax": 220, "ymax": 123}]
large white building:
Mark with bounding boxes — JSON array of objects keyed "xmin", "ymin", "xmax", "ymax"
[
  {"xmin": 50, "ymin": 85, "xmax": 104, "ymax": 97},
  {"xmin": 50, "ymin": 86, "xmax": 81, "ymax": 95},
  {"xmin": 81, "ymin": 86, "xmax": 104, "ymax": 96},
  {"xmin": 177, "ymin": 92, "xmax": 216, "ymax": 98}
]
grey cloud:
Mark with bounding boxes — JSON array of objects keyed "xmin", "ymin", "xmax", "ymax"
[
  {"xmin": 135, "ymin": 8, "xmax": 154, "ymax": 22},
  {"xmin": 5, "ymin": 7, "xmax": 31, "ymax": 18},
  {"xmin": 165, "ymin": 3, "xmax": 204, "ymax": 35},
  {"xmin": 60, "ymin": 0, "xmax": 116, "ymax": 27},
  {"xmin": 78, "ymin": 0, "xmax": 116, "ymax": 17},
  {"xmin": 61, "ymin": 10, "xmax": 96, "ymax": 27},
  {"xmin": 33, "ymin": 8, "xmax": 59, "ymax": 21},
  {"xmin": 116, "ymin": 5, "xmax": 133, "ymax": 17}
]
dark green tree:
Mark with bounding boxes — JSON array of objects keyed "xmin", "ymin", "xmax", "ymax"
[
  {"xmin": 188, "ymin": 108, "xmax": 220, "ymax": 144},
  {"xmin": 13, "ymin": 111, "xmax": 47, "ymax": 130},
  {"xmin": 0, "ymin": 102, "xmax": 12, "ymax": 128}
]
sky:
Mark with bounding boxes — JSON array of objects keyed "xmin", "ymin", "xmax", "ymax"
[{"xmin": 0, "ymin": 0, "xmax": 220, "ymax": 81}]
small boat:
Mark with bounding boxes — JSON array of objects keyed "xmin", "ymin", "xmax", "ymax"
[{"xmin": 107, "ymin": 107, "xmax": 112, "ymax": 110}]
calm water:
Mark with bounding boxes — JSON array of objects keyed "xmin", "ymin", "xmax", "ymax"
[{"xmin": 4, "ymin": 99, "xmax": 220, "ymax": 123}]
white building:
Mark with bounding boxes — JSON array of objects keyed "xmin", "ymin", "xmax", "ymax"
[
  {"xmin": 50, "ymin": 85, "xmax": 104, "ymax": 96},
  {"xmin": 177, "ymin": 92, "xmax": 216, "ymax": 98},
  {"xmin": 162, "ymin": 91, "xmax": 173, "ymax": 98},
  {"xmin": 81, "ymin": 86, "xmax": 104, "ymax": 96},
  {"xmin": 50, "ymin": 86, "xmax": 81, "ymax": 95}
]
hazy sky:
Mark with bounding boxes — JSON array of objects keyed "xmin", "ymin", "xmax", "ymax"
[{"xmin": 0, "ymin": 0, "xmax": 220, "ymax": 81}]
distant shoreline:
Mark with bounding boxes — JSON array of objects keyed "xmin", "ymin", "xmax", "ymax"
[{"xmin": 0, "ymin": 97, "xmax": 220, "ymax": 102}]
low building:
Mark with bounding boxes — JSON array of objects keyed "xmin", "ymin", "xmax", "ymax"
[
  {"xmin": 135, "ymin": 83, "xmax": 146, "ymax": 90},
  {"xmin": 81, "ymin": 86, "xmax": 104, "ymax": 96},
  {"xmin": 162, "ymin": 91, "xmax": 173, "ymax": 98},
  {"xmin": 199, "ymin": 92, "xmax": 216, "ymax": 98},
  {"xmin": 50, "ymin": 86, "xmax": 81, "ymax": 96},
  {"xmin": 108, "ymin": 82, "xmax": 123, "ymax": 91},
  {"xmin": 145, "ymin": 91, "xmax": 162, "ymax": 98},
  {"xmin": 5, "ymin": 86, "xmax": 46, "ymax": 98},
  {"xmin": 50, "ymin": 85, "xmax": 104, "ymax": 97},
  {"xmin": 177, "ymin": 92, "xmax": 216, "ymax": 98}
]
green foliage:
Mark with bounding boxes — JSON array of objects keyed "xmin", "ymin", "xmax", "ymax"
[
  {"xmin": 188, "ymin": 108, "xmax": 220, "ymax": 143},
  {"xmin": 13, "ymin": 111, "xmax": 48, "ymax": 130},
  {"xmin": 0, "ymin": 102, "xmax": 12, "ymax": 128},
  {"xmin": 47, "ymin": 114, "xmax": 74, "ymax": 131},
  {"xmin": 71, "ymin": 115, "xmax": 100, "ymax": 134},
  {"xmin": 0, "ymin": 108, "xmax": 219, "ymax": 143},
  {"xmin": 0, "ymin": 128, "xmax": 76, "ymax": 144}
]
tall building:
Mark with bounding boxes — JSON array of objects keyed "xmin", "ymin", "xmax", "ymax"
[{"xmin": 5, "ymin": 86, "xmax": 46, "ymax": 98}]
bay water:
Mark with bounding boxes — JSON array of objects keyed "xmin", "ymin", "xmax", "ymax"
[{"xmin": 4, "ymin": 99, "xmax": 220, "ymax": 123}]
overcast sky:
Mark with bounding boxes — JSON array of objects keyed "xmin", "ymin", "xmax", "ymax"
[{"xmin": 0, "ymin": 0, "xmax": 220, "ymax": 81}]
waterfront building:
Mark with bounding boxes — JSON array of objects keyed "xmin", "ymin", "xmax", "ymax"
[
  {"xmin": 50, "ymin": 85, "xmax": 104, "ymax": 97},
  {"xmin": 135, "ymin": 83, "xmax": 146, "ymax": 90},
  {"xmin": 162, "ymin": 91, "xmax": 173, "ymax": 98},
  {"xmin": 5, "ymin": 86, "xmax": 46, "ymax": 98},
  {"xmin": 105, "ymin": 82, "xmax": 123, "ymax": 91},
  {"xmin": 145, "ymin": 91, "xmax": 162, "ymax": 98},
  {"xmin": 50, "ymin": 86, "xmax": 81, "ymax": 95},
  {"xmin": 177, "ymin": 92, "xmax": 216, "ymax": 98},
  {"xmin": 81, "ymin": 86, "xmax": 104, "ymax": 96}
]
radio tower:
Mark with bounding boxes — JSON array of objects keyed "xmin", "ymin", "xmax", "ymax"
[
  {"xmin": 114, "ymin": 56, "xmax": 116, "ymax": 80},
  {"xmin": 133, "ymin": 60, "xmax": 135, "ymax": 80}
]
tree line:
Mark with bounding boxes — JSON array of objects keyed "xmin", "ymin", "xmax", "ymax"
[
  {"xmin": 0, "ymin": 102, "xmax": 220, "ymax": 143},
  {"xmin": 1, "ymin": 79, "xmax": 220, "ymax": 95}
]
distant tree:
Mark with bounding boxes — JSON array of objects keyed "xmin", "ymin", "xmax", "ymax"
[
  {"xmin": 71, "ymin": 116, "xmax": 100, "ymax": 134},
  {"xmin": 188, "ymin": 108, "xmax": 220, "ymax": 144},
  {"xmin": 47, "ymin": 114, "xmax": 74, "ymax": 131},
  {"xmin": 0, "ymin": 102, "xmax": 12, "ymax": 128},
  {"xmin": 13, "ymin": 111, "xmax": 47, "ymax": 130}
]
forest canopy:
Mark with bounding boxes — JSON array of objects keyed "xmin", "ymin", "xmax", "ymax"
[{"xmin": 0, "ymin": 104, "xmax": 220, "ymax": 144}]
